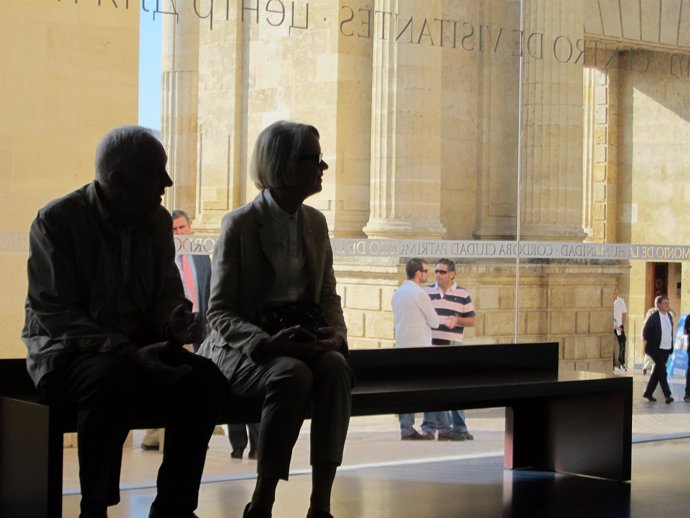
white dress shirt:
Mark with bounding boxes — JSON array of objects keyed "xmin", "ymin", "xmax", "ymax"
[
  {"xmin": 391, "ymin": 280, "xmax": 440, "ymax": 347},
  {"xmin": 660, "ymin": 312, "xmax": 673, "ymax": 350}
]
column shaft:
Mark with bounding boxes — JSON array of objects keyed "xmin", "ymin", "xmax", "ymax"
[
  {"xmin": 364, "ymin": 0, "xmax": 446, "ymax": 239},
  {"xmin": 519, "ymin": 0, "xmax": 586, "ymax": 241}
]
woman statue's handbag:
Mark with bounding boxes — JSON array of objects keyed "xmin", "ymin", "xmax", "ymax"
[{"xmin": 255, "ymin": 301, "xmax": 329, "ymax": 340}]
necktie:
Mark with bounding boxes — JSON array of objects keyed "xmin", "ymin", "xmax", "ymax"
[{"xmin": 181, "ymin": 255, "xmax": 197, "ymax": 311}]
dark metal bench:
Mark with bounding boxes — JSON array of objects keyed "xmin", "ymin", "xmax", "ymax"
[{"xmin": 0, "ymin": 342, "xmax": 632, "ymax": 518}]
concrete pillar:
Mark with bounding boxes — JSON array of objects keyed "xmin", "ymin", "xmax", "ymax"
[{"xmin": 363, "ymin": 0, "xmax": 446, "ymax": 239}]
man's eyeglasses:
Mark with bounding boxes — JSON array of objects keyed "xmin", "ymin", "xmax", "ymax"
[
  {"xmin": 299, "ymin": 152, "xmax": 324, "ymax": 166},
  {"xmin": 435, "ymin": 269, "xmax": 450, "ymax": 275}
]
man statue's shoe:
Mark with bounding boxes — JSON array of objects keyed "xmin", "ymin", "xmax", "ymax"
[
  {"xmin": 642, "ymin": 393, "xmax": 657, "ymax": 402},
  {"xmin": 79, "ymin": 506, "xmax": 107, "ymax": 518},
  {"xmin": 243, "ymin": 503, "xmax": 271, "ymax": 518}
]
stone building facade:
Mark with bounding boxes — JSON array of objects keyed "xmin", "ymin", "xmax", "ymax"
[
  {"xmin": 1, "ymin": 1, "xmax": 689, "ymax": 375},
  {"xmin": 159, "ymin": 0, "xmax": 690, "ymax": 374}
]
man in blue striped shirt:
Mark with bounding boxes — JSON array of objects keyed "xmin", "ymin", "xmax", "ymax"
[{"xmin": 423, "ymin": 258, "xmax": 476, "ymax": 441}]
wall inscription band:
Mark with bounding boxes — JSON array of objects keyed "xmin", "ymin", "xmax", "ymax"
[
  {"xmin": 178, "ymin": 237, "xmax": 690, "ymax": 261},
  {"xmin": 3, "ymin": 232, "xmax": 687, "ymax": 261}
]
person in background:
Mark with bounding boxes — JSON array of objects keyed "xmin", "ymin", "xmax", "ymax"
[
  {"xmin": 683, "ymin": 314, "xmax": 690, "ymax": 403},
  {"xmin": 171, "ymin": 209, "xmax": 212, "ymax": 352},
  {"xmin": 642, "ymin": 295, "xmax": 674, "ymax": 404},
  {"xmin": 198, "ymin": 121, "xmax": 353, "ymax": 518},
  {"xmin": 641, "ymin": 306, "xmax": 657, "ymax": 375},
  {"xmin": 423, "ymin": 259, "xmax": 476, "ymax": 441},
  {"xmin": 22, "ymin": 125, "xmax": 225, "ymax": 518},
  {"xmin": 229, "ymin": 420, "xmax": 260, "ymax": 460},
  {"xmin": 612, "ymin": 287, "xmax": 628, "ymax": 371},
  {"xmin": 391, "ymin": 258, "xmax": 440, "ymax": 441},
  {"xmin": 142, "ymin": 209, "xmax": 218, "ymax": 452}
]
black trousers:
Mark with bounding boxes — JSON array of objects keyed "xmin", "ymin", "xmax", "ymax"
[
  {"xmin": 39, "ymin": 348, "xmax": 226, "ymax": 517},
  {"xmin": 228, "ymin": 422, "xmax": 260, "ymax": 453},
  {"xmin": 223, "ymin": 351, "xmax": 354, "ymax": 480},
  {"xmin": 613, "ymin": 326, "xmax": 627, "ymax": 367},
  {"xmin": 644, "ymin": 348, "xmax": 672, "ymax": 398},
  {"xmin": 685, "ymin": 350, "xmax": 690, "ymax": 398}
]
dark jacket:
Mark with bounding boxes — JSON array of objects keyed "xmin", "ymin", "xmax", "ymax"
[
  {"xmin": 22, "ymin": 182, "xmax": 186, "ymax": 385},
  {"xmin": 642, "ymin": 310, "xmax": 674, "ymax": 356},
  {"xmin": 198, "ymin": 191, "xmax": 347, "ymax": 382}
]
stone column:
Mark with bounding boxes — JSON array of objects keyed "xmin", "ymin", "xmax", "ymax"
[
  {"xmin": 519, "ymin": 0, "xmax": 586, "ymax": 241},
  {"xmin": 582, "ymin": 65, "xmax": 618, "ymax": 244},
  {"xmin": 192, "ymin": 4, "xmax": 246, "ymax": 232},
  {"xmin": 363, "ymin": 0, "xmax": 446, "ymax": 239},
  {"xmin": 473, "ymin": 0, "xmax": 521, "ymax": 240},
  {"xmin": 161, "ymin": 5, "xmax": 200, "ymax": 218}
]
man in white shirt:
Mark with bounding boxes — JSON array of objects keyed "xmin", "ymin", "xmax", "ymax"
[
  {"xmin": 391, "ymin": 258, "xmax": 439, "ymax": 440},
  {"xmin": 613, "ymin": 287, "xmax": 628, "ymax": 371},
  {"xmin": 642, "ymin": 295, "xmax": 674, "ymax": 404}
]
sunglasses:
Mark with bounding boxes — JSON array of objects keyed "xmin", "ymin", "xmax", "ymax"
[
  {"xmin": 299, "ymin": 152, "xmax": 324, "ymax": 166},
  {"xmin": 435, "ymin": 269, "xmax": 450, "ymax": 274}
]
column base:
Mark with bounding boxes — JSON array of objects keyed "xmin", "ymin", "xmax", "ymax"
[
  {"xmin": 363, "ymin": 218, "xmax": 446, "ymax": 239},
  {"xmin": 518, "ymin": 224, "xmax": 588, "ymax": 242}
]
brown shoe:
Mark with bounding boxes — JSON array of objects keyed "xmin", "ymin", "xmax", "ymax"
[
  {"xmin": 401, "ymin": 429, "xmax": 426, "ymax": 440},
  {"xmin": 437, "ymin": 430, "xmax": 467, "ymax": 441}
]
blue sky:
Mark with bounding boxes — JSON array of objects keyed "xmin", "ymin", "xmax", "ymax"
[{"xmin": 138, "ymin": 14, "xmax": 162, "ymax": 131}]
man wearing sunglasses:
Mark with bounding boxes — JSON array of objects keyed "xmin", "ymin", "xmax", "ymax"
[{"xmin": 423, "ymin": 258, "xmax": 476, "ymax": 441}]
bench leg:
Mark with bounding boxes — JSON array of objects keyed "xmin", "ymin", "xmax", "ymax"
[
  {"xmin": 505, "ymin": 391, "xmax": 632, "ymax": 481},
  {"xmin": 0, "ymin": 397, "xmax": 64, "ymax": 518}
]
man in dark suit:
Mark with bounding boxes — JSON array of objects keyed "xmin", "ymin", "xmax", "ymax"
[
  {"xmin": 142, "ymin": 209, "xmax": 214, "ymax": 451},
  {"xmin": 642, "ymin": 295, "xmax": 675, "ymax": 404},
  {"xmin": 171, "ymin": 209, "xmax": 212, "ymax": 351}
]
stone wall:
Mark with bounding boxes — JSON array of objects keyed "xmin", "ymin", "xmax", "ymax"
[
  {"xmin": 336, "ymin": 257, "xmax": 631, "ymax": 374},
  {"xmin": 0, "ymin": 0, "xmax": 139, "ymax": 359}
]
